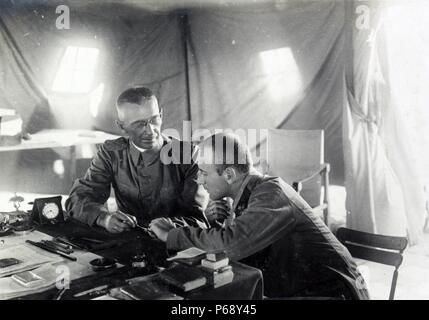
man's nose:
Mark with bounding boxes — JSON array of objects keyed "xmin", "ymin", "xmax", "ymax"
[
  {"xmin": 196, "ymin": 173, "xmax": 205, "ymax": 185},
  {"xmin": 144, "ymin": 123, "xmax": 155, "ymax": 135}
]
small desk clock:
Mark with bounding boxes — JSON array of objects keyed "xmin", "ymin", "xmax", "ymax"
[{"xmin": 31, "ymin": 196, "xmax": 64, "ymax": 225}]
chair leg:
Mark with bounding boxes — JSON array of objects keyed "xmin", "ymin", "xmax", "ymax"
[
  {"xmin": 323, "ymin": 169, "xmax": 330, "ymax": 226},
  {"xmin": 389, "ymin": 269, "xmax": 399, "ymax": 300}
]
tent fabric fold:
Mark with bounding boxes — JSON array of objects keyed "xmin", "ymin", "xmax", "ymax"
[{"xmin": 344, "ymin": 0, "xmax": 424, "ymax": 244}]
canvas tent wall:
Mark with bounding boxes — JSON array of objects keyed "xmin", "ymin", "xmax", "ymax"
[
  {"xmin": 0, "ymin": 0, "xmax": 425, "ymax": 243},
  {"xmin": 0, "ymin": 0, "xmax": 345, "ymax": 181}
]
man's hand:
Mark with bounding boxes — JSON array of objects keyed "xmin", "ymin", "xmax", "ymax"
[
  {"xmin": 96, "ymin": 211, "xmax": 136, "ymax": 233},
  {"xmin": 149, "ymin": 218, "xmax": 176, "ymax": 242},
  {"xmin": 205, "ymin": 199, "xmax": 231, "ymax": 223}
]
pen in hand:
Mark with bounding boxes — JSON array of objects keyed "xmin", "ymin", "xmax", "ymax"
[{"xmin": 117, "ymin": 211, "xmax": 155, "ymax": 237}]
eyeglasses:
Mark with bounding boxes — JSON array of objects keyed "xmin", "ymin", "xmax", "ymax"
[{"xmin": 122, "ymin": 114, "xmax": 161, "ymax": 131}]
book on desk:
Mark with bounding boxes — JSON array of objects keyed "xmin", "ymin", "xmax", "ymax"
[
  {"xmin": 160, "ymin": 248, "xmax": 234, "ymax": 291},
  {"xmin": 109, "ymin": 272, "xmax": 185, "ymax": 300},
  {"xmin": 160, "ymin": 263, "xmax": 207, "ymax": 292},
  {"xmin": 166, "ymin": 247, "xmax": 207, "ymax": 266},
  {"xmin": 120, "ymin": 284, "xmax": 183, "ymax": 300}
]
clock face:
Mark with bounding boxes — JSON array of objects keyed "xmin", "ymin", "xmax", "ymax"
[{"xmin": 42, "ymin": 203, "xmax": 59, "ymax": 220}]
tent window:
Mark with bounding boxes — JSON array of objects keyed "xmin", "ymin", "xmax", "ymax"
[
  {"xmin": 52, "ymin": 46, "xmax": 99, "ymax": 93},
  {"xmin": 260, "ymin": 47, "xmax": 302, "ymax": 101}
]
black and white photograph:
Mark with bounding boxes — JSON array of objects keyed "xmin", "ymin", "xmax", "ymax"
[{"xmin": 0, "ymin": 0, "xmax": 428, "ymax": 306}]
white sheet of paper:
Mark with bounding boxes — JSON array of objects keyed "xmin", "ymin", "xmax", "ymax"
[{"xmin": 166, "ymin": 247, "xmax": 206, "ymax": 261}]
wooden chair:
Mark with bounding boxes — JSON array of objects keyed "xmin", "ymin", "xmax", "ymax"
[
  {"xmin": 261, "ymin": 129, "xmax": 330, "ymax": 225},
  {"xmin": 336, "ymin": 227, "xmax": 408, "ymax": 300}
]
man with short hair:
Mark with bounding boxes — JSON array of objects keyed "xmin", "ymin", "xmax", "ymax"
[
  {"xmin": 150, "ymin": 133, "xmax": 369, "ymax": 299},
  {"xmin": 65, "ymin": 87, "xmax": 208, "ymax": 233}
]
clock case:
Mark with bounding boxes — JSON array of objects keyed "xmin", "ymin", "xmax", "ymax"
[{"xmin": 31, "ymin": 196, "xmax": 65, "ymax": 225}]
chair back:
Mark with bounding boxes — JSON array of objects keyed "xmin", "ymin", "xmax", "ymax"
[
  {"xmin": 336, "ymin": 227, "xmax": 408, "ymax": 299},
  {"xmin": 263, "ymin": 129, "xmax": 325, "ymax": 209}
]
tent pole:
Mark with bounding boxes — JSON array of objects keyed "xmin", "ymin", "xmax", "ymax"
[{"xmin": 181, "ymin": 12, "xmax": 192, "ymax": 131}]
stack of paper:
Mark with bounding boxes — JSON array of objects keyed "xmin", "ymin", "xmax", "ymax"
[
  {"xmin": 0, "ymin": 264, "xmax": 61, "ymax": 299},
  {"xmin": 0, "ymin": 244, "xmax": 62, "ymax": 278}
]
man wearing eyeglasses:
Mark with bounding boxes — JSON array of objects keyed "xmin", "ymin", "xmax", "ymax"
[{"xmin": 65, "ymin": 87, "xmax": 209, "ymax": 233}]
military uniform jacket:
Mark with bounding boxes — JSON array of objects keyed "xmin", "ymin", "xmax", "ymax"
[
  {"xmin": 166, "ymin": 172, "xmax": 369, "ymax": 299},
  {"xmin": 65, "ymin": 135, "xmax": 208, "ymax": 227}
]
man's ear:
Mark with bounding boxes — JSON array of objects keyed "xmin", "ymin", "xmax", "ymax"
[{"xmin": 223, "ymin": 167, "xmax": 237, "ymax": 185}]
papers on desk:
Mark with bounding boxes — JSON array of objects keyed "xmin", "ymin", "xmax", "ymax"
[
  {"xmin": 0, "ymin": 244, "xmax": 62, "ymax": 278},
  {"xmin": 0, "ymin": 264, "xmax": 60, "ymax": 299},
  {"xmin": 167, "ymin": 247, "xmax": 207, "ymax": 261},
  {"xmin": 166, "ymin": 247, "xmax": 207, "ymax": 265}
]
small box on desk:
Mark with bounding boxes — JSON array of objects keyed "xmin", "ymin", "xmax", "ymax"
[
  {"xmin": 201, "ymin": 257, "xmax": 229, "ymax": 271},
  {"xmin": 200, "ymin": 265, "xmax": 234, "ymax": 289},
  {"xmin": 206, "ymin": 250, "xmax": 228, "ymax": 262}
]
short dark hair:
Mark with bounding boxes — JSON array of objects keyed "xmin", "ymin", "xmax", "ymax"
[
  {"xmin": 116, "ymin": 86, "xmax": 160, "ymax": 111},
  {"xmin": 204, "ymin": 133, "xmax": 253, "ymax": 175}
]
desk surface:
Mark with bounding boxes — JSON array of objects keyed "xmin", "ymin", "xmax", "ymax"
[
  {"xmin": 1, "ymin": 221, "xmax": 263, "ymax": 300},
  {"xmin": 0, "ymin": 129, "xmax": 120, "ymax": 152}
]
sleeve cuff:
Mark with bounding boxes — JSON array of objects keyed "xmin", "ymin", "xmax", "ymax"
[{"xmin": 88, "ymin": 209, "xmax": 108, "ymax": 227}]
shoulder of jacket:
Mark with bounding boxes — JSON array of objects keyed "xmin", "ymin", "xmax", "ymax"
[
  {"xmin": 247, "ymin": 176, "xmax": 288, "ymax": 203},
  {"xmin": 103, "ymin": 137, "xmax": 128, "ymax": 151}
]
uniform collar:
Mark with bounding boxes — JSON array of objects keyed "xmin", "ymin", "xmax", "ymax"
[
  {"xmin": 132, "ymin": 142, "xmax": 148, "ymax": 153},
  {"xmin": 232, "ymin": 169, "xmax": 263, "ymax": 212},
  {"xmin": 129, "ymin": 135, "xmax": 169, "ymax": 167}
]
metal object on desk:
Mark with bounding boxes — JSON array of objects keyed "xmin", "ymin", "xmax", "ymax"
[
  {"xmin": 0, "ymin": 214, "xmax": 13, "ymax": 236},
  {"xmin": 53, "ymin": 236, "xmax": 116, "ymax": 251},
  {"xmin": 55, "ymin": 237, "xmax": 85, "ymax": 250},
  {"xmin": 13, "ymin": 226, "xmax": 35, "ymax": 235},
  {"xmin": 40, "ymin": 240, "xmax": 74, "ymax": 254},
  {"xmin": 0, "ymin": 193, "xmax": 35, "ymax": 235},
  {"xmin": 130, "ymin": 254, "xmax": 147, "ymax": 269},
  {"xmin": 46, "ymin": 239, "xmax": 73, "ymax": 251},
  {"xmin": 89, "ymin": 258, "xmax": 117, "ymax": 272},
  {"xmin": 30, "ymin": 196, "xmax": 65, "ymax": 226},
  {"xmin": 26, "ymin": 240, "xmax": 77, "ymax": 261},
  {"xmin": 54, "ymin": 287, "xmax": 68, "ymax": 300},
  {"xmin": 73, "ymin": 284, "xmax": 110, "ymax": 298}
]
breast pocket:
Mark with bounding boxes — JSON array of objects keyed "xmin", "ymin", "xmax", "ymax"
[
  {"xmin": 160, "ymin": 186, "xmax": 179, "ymax": 201},
  {"xmin": 115, "ymin": 181, "xmax": 138, "ymax": 202}
]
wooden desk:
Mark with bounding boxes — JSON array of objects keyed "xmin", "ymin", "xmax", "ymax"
[
  {"xmin": 1, "ymin": 221, "xmax": 263, "ymax": 300},
  {"xmin": 0, "ymin": 230, "xmax": 108, "ymax": 299},
  {"xmin": 0, "ymin": 129, "xmax": 120, "ymax": 181}
]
